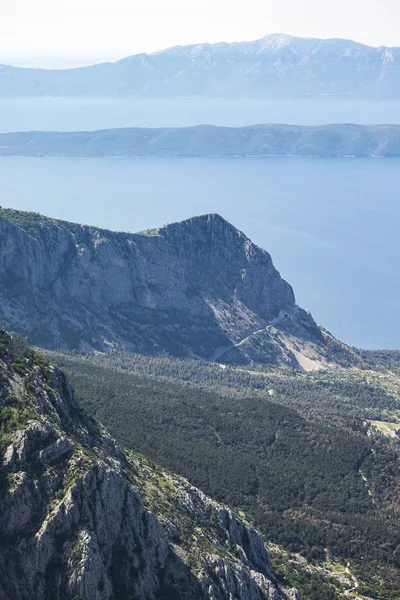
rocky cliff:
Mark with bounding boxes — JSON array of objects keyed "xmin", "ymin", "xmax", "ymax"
[
  {"xmin": 0, "ymin": 328, "xmax": 299, "ymax": 600},
  {"xmin": 0, "ymin": 208, "xmax": 358, "ymax": 370}
]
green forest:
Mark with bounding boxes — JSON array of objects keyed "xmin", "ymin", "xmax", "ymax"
[{"xmin": 49, "ymin": 350, "xmax": 400, "ymax": 599}]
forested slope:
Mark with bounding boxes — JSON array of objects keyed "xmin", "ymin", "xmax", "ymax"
[{"xmin": 49, "ymin": 350, "xmax": 400, "ymax": 599}]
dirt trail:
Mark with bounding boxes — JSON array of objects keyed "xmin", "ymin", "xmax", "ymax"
[{"xmin": 210, "ymin": 311, "xmax": 289, "ymax": 363}]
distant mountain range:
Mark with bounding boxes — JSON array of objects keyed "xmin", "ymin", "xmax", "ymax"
[
  {"xmin": 1, "ymin": 33, "xmax": 400, "ymax": 98},
  {"xmin": 1, "ymin": 123, "xmax": 400, "ymax": 157}
]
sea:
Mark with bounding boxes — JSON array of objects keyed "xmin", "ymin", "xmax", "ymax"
[{"xmin": 1, "ymin": 96, "xmax": 399, "ymax": 350}]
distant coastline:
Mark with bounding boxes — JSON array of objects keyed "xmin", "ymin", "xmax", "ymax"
[{"xmin": 0, "ymin": 123, "xmax": 400, "ymax": 158}]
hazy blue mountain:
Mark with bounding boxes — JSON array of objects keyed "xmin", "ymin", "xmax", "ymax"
[
  {"xmin": 1, "ymin": 123, "xmax": 400, "ymax": 157},
  {"xmin": 1, "ymin": 34, "xmax": 400, "ymax": 98}
]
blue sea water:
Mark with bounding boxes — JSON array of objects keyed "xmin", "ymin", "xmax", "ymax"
[
  {"xmin": 1, "ymin": 96, "xmax": 400, "ymax": 132},
  {"xmin": 1, "ymin": 153, "xmax": 399, "ymax": 350}
]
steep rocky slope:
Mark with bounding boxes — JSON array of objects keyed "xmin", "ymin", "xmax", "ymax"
[
  {"xmin": 0, "ymin": 208, "xmax": 359, "ymax": 370},
  {"xmin": 0, "ymin": 328, "xmax": 299, "ymax": 600},
  {"xmin": 1, "ymin": 34, "xmax": 400, "ymax": 97}
]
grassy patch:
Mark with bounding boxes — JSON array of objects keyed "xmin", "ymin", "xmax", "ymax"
[
  {"xmin": 0, "ymin": 207, "xmax": 52, "ymax": 238},
  {"xmin": 138, "ymin": 228, "xmax": 160, "ymax": 236},
  {"xmin": 369, "ymin": 420, "xmax": 400, "ymax": 438}
]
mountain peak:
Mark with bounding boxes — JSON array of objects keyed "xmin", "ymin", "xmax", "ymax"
[
  {"xmin": 158, "ymin": 214, "xmax": 248, "ymax": 245},
  {"xmin": 162, "ymin": 212, "xmax": 235, "ymax": 229},
  {"xmin": 0, "ymin": 208, "xmax": 359, "ymax": 370},
  {"xmin": 258, "ymin": 33, "xmax": 296, "ymax": 50}
]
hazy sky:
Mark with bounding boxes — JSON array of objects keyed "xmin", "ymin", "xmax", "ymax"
[{"xmin": 1, "ymin": 0, "xmax": 400, "ymax": 68}]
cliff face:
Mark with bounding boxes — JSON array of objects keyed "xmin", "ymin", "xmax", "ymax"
[
  {"xmin": 0, "ymin": 329, "xmax": 295, "ymax": 600},
  {"xmin": 0, "ymin": 209, "xmax": 356, "ymax": 369},
  {"xmin": 158, "ymin": 215, "xmax": 294, "ymax": 318}
]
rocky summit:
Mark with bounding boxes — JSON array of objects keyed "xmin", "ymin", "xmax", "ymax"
[
  {"xmin": 0, "ymin": 328, "xmax": 300, "ymax": 600},
  {"xmin": 0, "ymin": 208, "xmax": 358, "ymax": 370}
]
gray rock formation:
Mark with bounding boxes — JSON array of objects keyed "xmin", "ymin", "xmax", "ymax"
[
  {"xmin": 1, "ymin": 33, "xmax": 400, "ymax": 97},
  {"xmin": 1, "ymin": 123, "xmax": 400, "ymax": 158},
  {"xmin": 0, "ymin": 328, "xmax": 295, "ymax": 599},
  {"xmin": 0, "ymin": 208, "xmax": 357, "ymax": 369}
]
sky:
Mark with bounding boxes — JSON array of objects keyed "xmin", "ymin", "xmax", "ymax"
[{"xmin": 1, "ymin": 0, "xmax": 400, "ymax": 68}]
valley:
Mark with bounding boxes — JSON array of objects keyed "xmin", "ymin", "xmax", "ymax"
[{"xmin": 45, "ymin": 347, "xmax": 400, "ymax": 599}]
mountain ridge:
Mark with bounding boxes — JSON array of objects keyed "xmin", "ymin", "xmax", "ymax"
[
  {"xmin": 0, "ymin": 207, "xmax": 359, "ymax": 370},
  {"xmin": 1, "ymin": 33, "xmax": 400, "ymax": 97},
  {"xmin": 2, "ymin": 34, "xmax": 394, "ymax": 70},
  {"xmin": 0, "ymin": 326, "xmax": 301, "ymax": 600}
]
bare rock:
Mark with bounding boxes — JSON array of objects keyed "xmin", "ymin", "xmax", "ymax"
[{"xmin": 0, "ymin": 210, "xmax": 356, "ymax": 369}]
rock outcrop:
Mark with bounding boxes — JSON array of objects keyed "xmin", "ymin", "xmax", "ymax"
[
  {"xmin": 0, "ymin": 328, "xmax": 294, "ymax": 599},
  {"xmin": 0, "ymin": 208, "xmax": 359, "ymax": 369}
]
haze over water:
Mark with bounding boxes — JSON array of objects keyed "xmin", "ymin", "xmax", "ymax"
[{"xmin": 2, "ymin": 97, "xmax": 400, "ymax": 132}]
